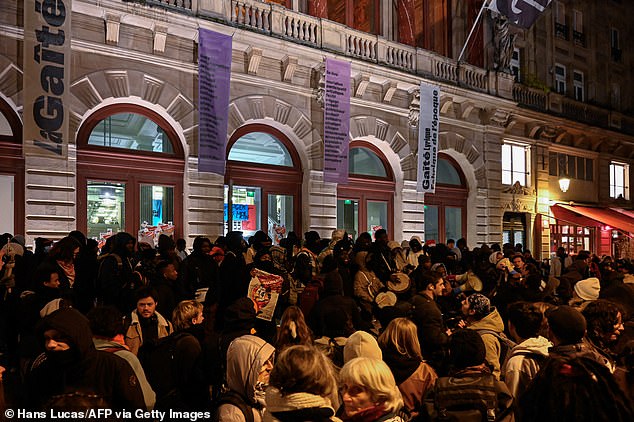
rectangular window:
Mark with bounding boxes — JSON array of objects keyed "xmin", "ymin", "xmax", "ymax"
[
  {"xmin": 549, "ymin": 152, "xmax": 558, "ymax": 176},
  {"xmin": 573, "ymin": 9, "xmax": 582, "ymax": 33},
  {"xmin": 573, "ymin": 70, "xmax": 584, "ymax": 101},
  {"xmin": 502, "ymin": 143, "xmax": 530, "ymax": 186},
  {"xmin": 610, "ymin": 162, "xmax": 629, "ymax": 199},
  {"xmin": 611, "ymin": 28, "xmax": 620, "ymax": 48},
  {"xmin": 555, "ymin": 1, "xmax": 565, "ymax": 24},
  {"xmin": 268, "ymin": 194, "xmax": 294, "ymax": 244},
  {"xmin": 555, "ymin": 64, "xmax": 566, "ymax": 94},
  {"xmin": 224, "ymin": 185, "xmax": 261, "ymax": 237},
  {"xmin": 337, "ymin": 199, "xmax": 359, "ymax": 240},
  {"xmin": 424, "ymin": 205, "xmax": 439, "ymax": 244},
  {"xmin": 367, "ymin": 200, "xmax": 388, "ymax": 236},
  {"xmin": 510, "ymin": 48, "xmax": 521, "ymax": 82}
]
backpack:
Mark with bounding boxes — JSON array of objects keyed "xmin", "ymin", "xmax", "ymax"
[
  {"xmin": 474, "ymin": 329, "xmax": 516, "ymax": 368},
  {"xmin": 141, "ymin": 331, "xmax": 192, "ymax": 404},
  {"xmin": 214, "ymin": 390, "xmax": 254, "ymax": 422},
  {"xmin": 299, "ymin": 279, "xmax": 322, "ymax": 317},
  {"xmin": 427, "ymin": 374, "xmax": 499, "ymax": 422}
]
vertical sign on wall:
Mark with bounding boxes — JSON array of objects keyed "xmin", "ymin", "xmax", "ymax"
[
  {"xmin": 198, "ymin": 28, "xmax": 232, "ymax": 174},
  {"xmin": 23, "ymin": 0, "xmax": 72, "ymax": 157},
  {"xmin": 417, "ymin": 82, "xmax": 441, "ymax": 193},
  {"xmin": 323, "ymin": 58, "xmax": 351, "ymax": 184}
]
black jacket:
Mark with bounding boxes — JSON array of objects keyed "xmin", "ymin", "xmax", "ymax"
[
  {"xmin": 27, "ymin": 308, "xmax": 146, "ymax": 410},
  {"xmin": 410, "ymin": 293, "xmax": 449, "ymax": 367}
]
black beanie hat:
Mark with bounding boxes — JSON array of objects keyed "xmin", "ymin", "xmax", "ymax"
[
  {"xmin": 546, "ymin": 305, "xmax": 586, "ymax": 345},
  {"xmin": 449, "ymin": 329, "xmax": 486, "ymax": 369}
]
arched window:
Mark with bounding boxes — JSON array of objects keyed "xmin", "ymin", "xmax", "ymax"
[
  {"xmin": 228, "ymin": 132, "xmax": 293, "ymax": 166},
  {"xmin": 0, "ymin": 98, "xmax": 24, "ymax": 235},
  {"xmin": 424, "ymin": 154, "xmax": 468, "ymax": 244},
  {"xmin": 337, "ymin": 143, "xmax": 394, "ymax": 239},
  {"xmin": 225, "ymin": 124, "xmax": 302, "ymax": 243},
  {"xmin": 77, "ymin": 105, "xmax": 184, "ymax": 242}
]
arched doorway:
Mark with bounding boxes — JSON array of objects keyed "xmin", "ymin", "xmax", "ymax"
[
  {"xmin": 423, "ymin": 154, "xmax": 468, "ymax": 244},
  {"xmin": 225, "ymin": 124, "xmax": 302, "ymax": 243},
  {"xmin": 337, "ymin": 141, "xmax": 395, "ymax": 239},
  {"xmin": 0, "ymin": 97, "xmax": 24, "ymax": 235},
  {"xmin": 76, "ymin": 105, "xmax": 185, "ymax": 242}
]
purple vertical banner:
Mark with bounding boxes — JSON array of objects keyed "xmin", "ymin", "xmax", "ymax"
[
  {"xmin": 198, "ymin": 28, "xmax": 232, "ymax": 174},
  {"xmin": 323, "ymin": 58, "xmax": 351, "ymax": 184}
]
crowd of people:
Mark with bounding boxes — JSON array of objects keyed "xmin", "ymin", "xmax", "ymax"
[{"xmin": 0, "ymin": 228, "xmax": 633, "ymax": 421}]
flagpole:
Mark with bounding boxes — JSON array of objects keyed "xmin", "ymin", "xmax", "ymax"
[{"xmin": 457, "ymin": 0, "xmax": 492, "ymax": 63}]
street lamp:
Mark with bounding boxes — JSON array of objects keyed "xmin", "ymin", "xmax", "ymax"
[{"xmin": 559, "ymin": 176, "xmax": 570, "ymax": 193}]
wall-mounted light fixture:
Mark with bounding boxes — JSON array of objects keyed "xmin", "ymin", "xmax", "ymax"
[{"xmin": 559, "ymin": 176, "xmax": 570, "ymax": 193}]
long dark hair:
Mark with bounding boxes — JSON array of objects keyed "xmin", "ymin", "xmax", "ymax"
[{"xmin": 275, "ymin": 306, "xmax": 312, "ymax": 352}]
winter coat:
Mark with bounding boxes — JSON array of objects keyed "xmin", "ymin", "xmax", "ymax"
[
  {"xmin": 502, "ymin": 336, "xmax": 552, "ymax": 398},
  {"xmin": 93, "ymin": 337, "xmax": 156, "ymax": 410},
  {"xmin": 467, "ymin": 307, "xmax": 506, "ymax": 380},
  {"xmin": 27, "ymin": 308, "xmax": 146, "ymax": 410},
  {"xmin": 125, "ymin": 310, "xmax": 173, "ymax": 356},
  {"xmin": 97, "ymin": 232, "xmax": 139, "ymax": 312},
  {"xmin": 549, "ymin": 254, "xmax": 573, "ymax": 277},
  {"xmin": 409, "ymin": 293, "xmax": 449, "ymax": 368},
  {"xmin": 180, "ymin": 251, "xmax": 219, "ymax": 299},
  {"xmin": 382, "ymin": 347, "xmax": 437, "ymax": 418},
  {"xmin": 218, "ymin": 335, "xmax": 275, "ymax": 422}
]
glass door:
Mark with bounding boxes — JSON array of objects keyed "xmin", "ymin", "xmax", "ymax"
[
  {"xmin": 87, "ymin": 181, "xmax": 125, "ymax": 240},
  {"xmin": 140, "ymin": 185, "xmax": 174, "ymax": 227},
  {"xmin": 337, "ymin": 199, "xmax": 359, "ymax": 239},
  {"xmin": 424, "ymin": 205, "xmax": 439, "ymax": 244},
  {"xmin": 445, "ymin": 206, "xmax": 462, "ymax": 241},
  {"xmin": 0, "ymin": 175, "xmax": 14, "ymax": 234},
  {"xmin": 268, "ymin": 193, "xmax": 294, "ymax": 244},
  {"xmin": 367, "ymin": 200, "xmax": 388, "ymax": 237},
  {"xmin": 224, "ymin": 185, "xmax": 262, "ymax": 238}
]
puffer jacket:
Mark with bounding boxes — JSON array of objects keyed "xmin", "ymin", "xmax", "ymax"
[
  {"xmin": 467, "ymin": 307, "xmax": 506, "ymax": 380},
  {"xmin": 218, "ymin": 335, "xmax": 275, "ymax": 422},
  {"xmin": 502, "ymin": 336, "xmax": 551, "ymax": 398}
]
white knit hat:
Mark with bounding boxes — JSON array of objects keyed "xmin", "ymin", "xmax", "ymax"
[{"xmin": 574, "ymin": 277, "xmax": 600, "ymax": 301}]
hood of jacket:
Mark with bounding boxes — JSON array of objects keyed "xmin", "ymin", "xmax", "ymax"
[
  {"xmin": 112, "ymin": 232, "xmax": 136, "ymax": 257},
  {"xmin": 468, "ymin": 307, "xmax": 505, "ymax": 333},
  {"xmin": 343, "ymin": 331, "xmax": 382, "ymax": 363},
  {"xmin": 226, "ymin": 335, "xmax": 275, "ymax": 405},
  {"xmin": 40, "ymin": 307, "xmax": 95, "ymax": 358},
  {"xmin": 510, "ymin": 336, "xmax": 552, "ymax": 357}
]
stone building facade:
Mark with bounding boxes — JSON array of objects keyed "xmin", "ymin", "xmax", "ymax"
[{"xmin": 1, "ymin": 0, "xmax": 633, "ymax": 258}]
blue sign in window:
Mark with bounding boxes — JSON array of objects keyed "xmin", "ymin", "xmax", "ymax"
[{"xmin": 224, "ymin": 203, "xmax": 249, "ymax": 221}]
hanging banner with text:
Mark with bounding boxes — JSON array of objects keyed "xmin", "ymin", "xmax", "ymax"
[
  {"xmin": 198, "ymin": 28, "xmax": 232, "ymax": 174},
  {"xmin": 323, "ymin": 58, "xmax": 351, "ymax": 184},
  {"xmin": 417, "ymin": 82, "xmax": 440, "ymax": 193},
  {"xmin": 23, "ymin": 0, "xmax": 72, "ymax": 157}
]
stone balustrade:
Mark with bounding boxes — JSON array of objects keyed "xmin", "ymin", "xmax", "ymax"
[{"xmin": 126, "ymin": 0, "xmax": 629, "ymax": 132}]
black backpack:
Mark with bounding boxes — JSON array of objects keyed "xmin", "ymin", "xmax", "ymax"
[
  {"xmin": 141, "ymin": 331, "xmax": 192, "ymax": 405},
  {"xmin": 426, "ymin": 374, "xmax": 500, "ymax": 422},
  {"xmin": 214, "ymin": 390, "xmax": 254, "ymax": 422}
]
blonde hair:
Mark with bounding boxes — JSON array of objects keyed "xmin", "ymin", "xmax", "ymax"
[
  {"xmin": 378, "ymin": 317, "xmax": 423, "ymax": 360},
  {"xmin": 172, "ymin": 300, "xmax": 203, "ymax": 331},
  {"xmin": 340, "ymin": 357, "xmax": 403, "ymax": 413}
]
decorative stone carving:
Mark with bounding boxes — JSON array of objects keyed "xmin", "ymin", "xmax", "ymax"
[
  {"xmin": 382, "ymin": 80, "xmax": 398, "ymax": 103},
  {"xmin": 282, "ymin": 55, "xmax": 298, "ymax": 82},
  {"xmin": 489, "ymin": 108, "xmax": 513, "ymax": 127},
  {"xmin": 245, "ymin": 46, "xmax": 263, "ymax": 75},
  {"xmin": 492, "ymin": 14, "xmax": 515, "ymax": 74},
  {"xmin": 355, "ymin": 73, "xmax": 370, "ymax": 98},
  {"xmin": 502, "ymin": 181, "xmax": 536, "ymax": 196},
  {"xmin": 408, "ymin": 88, "xmax": 420, "ymax": 128},
  {"xmin": 105, "ymin": 13, "xmax": 121, "ymax": 45},
  {"xmin": 312, "ymin": 61, "xmax": 325, "ymax": 108},
  {"xmin": 153, "ymin": 25, "xmax": 168, "ymax": 54}
]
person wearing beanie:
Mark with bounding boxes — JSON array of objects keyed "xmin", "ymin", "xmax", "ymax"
[
  {"xmin": 545, "ymin": 305, "xmax": 612, "ymax": 371},
  {"xmin": 421, "ymin": 330, "xmax": 514, "ymax": 422},
  {"xmin": 570, "ymin": 277, "xmax": 600, "ymax": 309},
  {"xmin": 462, "ymin": 293, "xmax": 507, "ymax": 380}
]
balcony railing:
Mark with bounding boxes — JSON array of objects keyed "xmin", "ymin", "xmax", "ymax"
[
  {"xmin": 555, "ymin": 22, "xmax": 569, "ymax": 40},
  {"xmin": 116, "ymin": 0, "xmax": 629, "ymax": 133},
  {"xmin": 573, "ymin": 30, "xmax": 585, "ymax": 47}
]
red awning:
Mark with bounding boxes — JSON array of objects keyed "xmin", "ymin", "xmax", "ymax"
[{"xmin": 550, "ymin": 204, "xmax": 634, "ymax": 234}]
